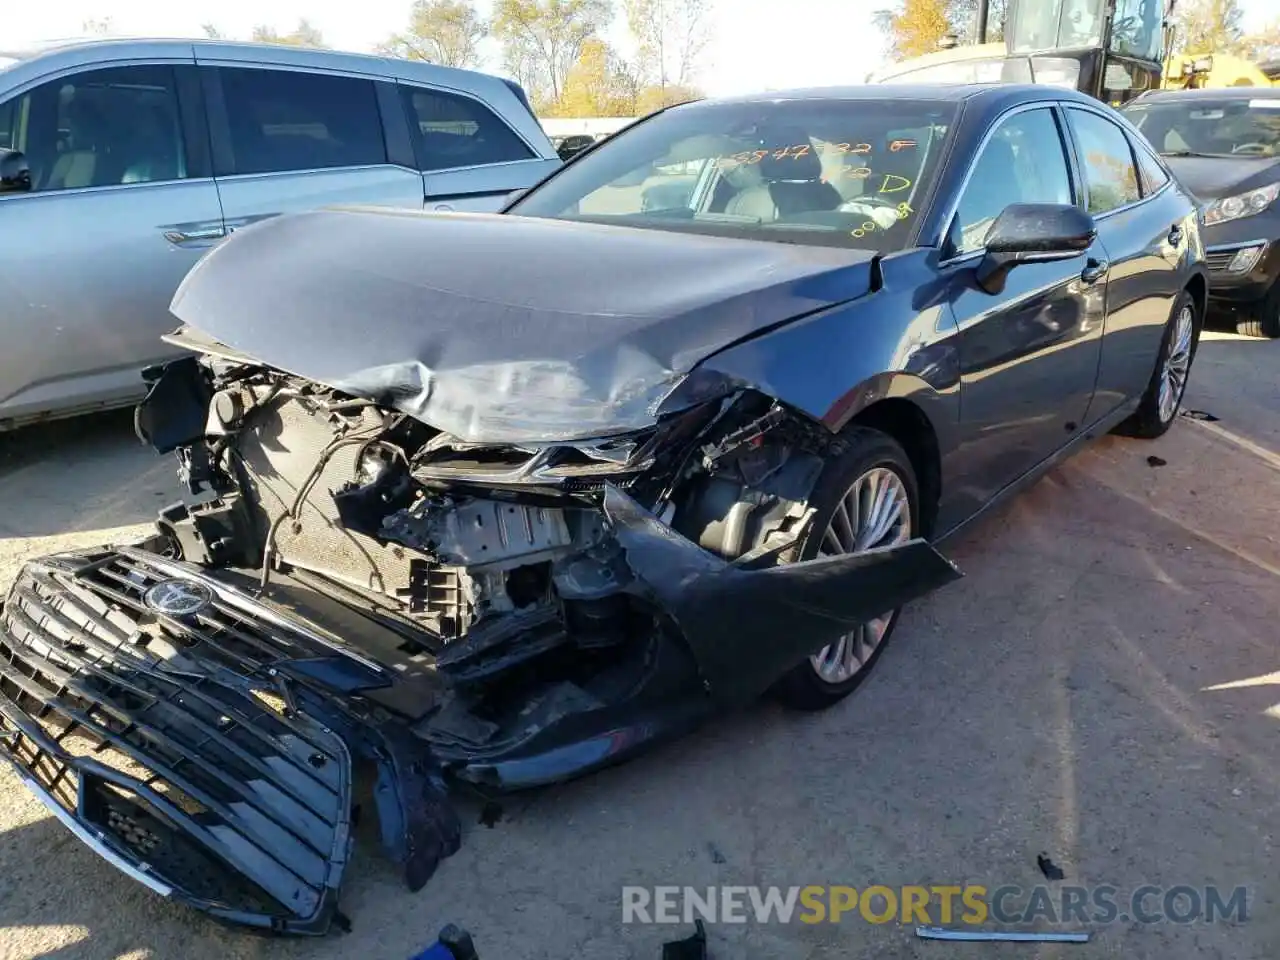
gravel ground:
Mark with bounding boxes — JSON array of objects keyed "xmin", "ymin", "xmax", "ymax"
[{"xmin": 0, "ymin": 330, "xmax": 1277, "ymax": 960}]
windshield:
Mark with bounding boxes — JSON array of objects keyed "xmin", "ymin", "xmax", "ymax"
[
  {"xmin": 1109, "ymin": 0, "xmax": 1163, "ymax": 61},
  {"xmin": 1123, "ymin": 97, "xmax": 1280, "ymax": 157},
  {"xmin": 880, "ymin": 57, "xmax": 1033, "ymax": 85},
  {"xmin": 1009, "ymin": 0, "xmax": 1105, "ymax": 52},
  {"xmin": 510, "ymin": 98, "xmax": 956, "ymax": 253}
]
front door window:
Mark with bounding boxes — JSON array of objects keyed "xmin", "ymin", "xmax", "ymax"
[{"xmin": 2, "ymin": 65, "xmax": 186, "ymax": 192}]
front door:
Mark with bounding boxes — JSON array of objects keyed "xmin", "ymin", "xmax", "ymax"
[
  {"xmin": 939, "ymin": 106, "xmax": 1109, "ymax": 522},
  {"xmin": 0, "ymin": 64, "xmax": 225, "ymax": 424}
]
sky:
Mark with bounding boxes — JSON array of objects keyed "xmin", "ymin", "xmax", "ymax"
[{"xmin": 6, "ymin": 0, "xmax": 1277, "ymax": 97}]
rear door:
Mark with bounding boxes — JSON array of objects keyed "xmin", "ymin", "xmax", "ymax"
[
  {"xmin": 201, "ymin": 63, "xmax": 425, "ymax": 231},
  {"xmin": 1062, "ymin": 106, "xmax": 1184, "ymax": 421},
  {"xmin": 401, "ymin": 84, "xmax": 560, "ymax": 212},
  {"xmin": 0, "ymin": 60, "xmax": 225, "ymax": 424},
  {"xmin": 941, "ymin": 105, "xmax": 1109, "ymax": 517}
]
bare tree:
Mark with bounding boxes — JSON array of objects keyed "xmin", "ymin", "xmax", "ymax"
[
  {"xmin": 201, "ymin": 24, "xmax": 227, "ymax": 40},
  {"xmin": 624, "ymin": 0, "xmax": 712, "ymax": 90},
  {"xmin": 82, "ymin": 17, "xmax": 114, "ymax": 35},
  {"xmin": 492, "ymin": 0, "xmax": 613, "ymax": 106},
  {"xmin": 252, "ymin": 19, "xmax": 328, "ymax": 48},
  {"xmin": 378, "ymin": 0, "xmax": 488, "ymax": 69}
]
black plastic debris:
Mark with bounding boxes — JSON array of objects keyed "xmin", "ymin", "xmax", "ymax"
[
  {"xmin": 706, "ymin": 841, "xmax": 727, "ymax": 865},
  {"xmin": 662, "ymin": 920, "xmax": 708, "ymax": 960},
  {"xmin": 479, "ymin": 801, "xmax": 504, "ymax": 828},
  {"xmin": 409, "ymin": 924, "xmax": 479, "ymax": 960},
  {"xmin": 1146, "ymin": 455, "xmax": 1167, "ymax": 468},
  {"xmin": 1037, "ymin": 853, "xmax": 1066, "ymax": 881},
  {"xmin": 1181, "ymin": 409, "xmax": 1220, "ymax": 422}
]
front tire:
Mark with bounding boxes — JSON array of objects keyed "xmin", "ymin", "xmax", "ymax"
[
  {"xmin": 774, "ymin": 427, "xmax": 919, "ymax": 711},
  {"xmin": 1234, "ymin": 281, "xmax": 1280, "ymax": 339},
  {"xmin": 1113, "ymin": 290, "xmax": 1199, "ymax": 440}
]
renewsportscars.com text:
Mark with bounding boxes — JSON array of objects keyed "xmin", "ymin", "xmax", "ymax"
[{"xmin": 621, "ymin": 884, "xmax": 1249, "ymax": 926}]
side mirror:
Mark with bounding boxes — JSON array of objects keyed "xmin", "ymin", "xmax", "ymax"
[
  {"xmin": 975, "ymin": 202, "xmax": 1095, "ymax": 294},
  {"xmin": 556, "ymin": 135, "xmax": 596, "ymax": 162},
  {"xmin": 0, "ymin": 149, "xmax": 31, "ymax": 194}
]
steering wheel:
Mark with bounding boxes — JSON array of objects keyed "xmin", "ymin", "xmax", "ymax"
[{"xmin": 1232, "ymin": 142, "xmax": 1270, "ymax": 156}]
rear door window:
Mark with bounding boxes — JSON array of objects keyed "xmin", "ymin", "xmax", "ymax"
[
  {"xmin": 402, "ymin": 86, "xmax": 534, "ymax": 171},
  {"xmin": 1067, "ymin": 108, "xmax": 1141, "ymax": 214},
  {"xmin": 218, "ymin": 67, "xmax": 386, "ymax": 175}
]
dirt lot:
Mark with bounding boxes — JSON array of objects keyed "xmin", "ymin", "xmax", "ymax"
[{"xmin": 0, "ymin": 331, "xmax": 1277, "ymax": 960}]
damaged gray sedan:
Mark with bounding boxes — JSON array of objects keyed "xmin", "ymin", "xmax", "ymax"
[{"xmin": 0, "ymin": 84, "xmax": 1206, "ymax": 934}]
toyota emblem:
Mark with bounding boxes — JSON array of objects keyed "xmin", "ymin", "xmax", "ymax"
[{"xmin": 143, "ymin": 579, "xmax": 213, "ymax": 617}]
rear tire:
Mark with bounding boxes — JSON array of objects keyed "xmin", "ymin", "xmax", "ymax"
[
  {"xmin": 773, "ymin": 427, "xmax": 919, "ymax": 711},
  {"xmin": 1113, "ymin": 290, "xmax": 1199, "ymax": 440},
  {"xmin": 1234, "ymin": 282, "xmax": 1280, "ymax": 339}
]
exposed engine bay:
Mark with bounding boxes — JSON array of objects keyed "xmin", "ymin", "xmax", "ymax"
[
  {"xmin": 137, "ymin": 349, "xmax": 905, "ymax": 708},
  {"xmin": 0, "ymin": 342, "xmax": 957, "ymax": 936}
]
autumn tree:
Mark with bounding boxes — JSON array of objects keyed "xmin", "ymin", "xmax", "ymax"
[
  {"xmin": 252, "ymin": 19, "xmax": 328, "ymax": 48},
  {"xmin": 1169, "ymin": 0, "xmax": 1245, "ymax": 54},
  {"xmin": 624, "ymin": 0, "xmax": 712, "ymax": 92},
  {"xmin": 876, "ymin": 0, "xmax": 954, "ymax": 60},
  {"xmin": 492, "ymin": 0, "xmax": 613, "ymax": 106},
  {"xmin": 378, "ymin": 0, "xmax": 488, "ymax": 68},
  {"xmin": 1238, "ymin": 18, "xmax": 1280, "ymax": 62},
  {"xmin": 548, "ymin": 38, "xmax": 640, "ymax": 115},
  {"xmin": 634, "ymin": 83, "xmax": 701, "ymax": 113}
]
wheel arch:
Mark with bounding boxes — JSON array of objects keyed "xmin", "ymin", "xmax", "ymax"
[
  {"xmin": 1184, "ymin": 270, "xmax": 1208, "ymax": 326},
  {"xmin": 844, "ymin": 395, "xmax": 944, "ymax": 539}
]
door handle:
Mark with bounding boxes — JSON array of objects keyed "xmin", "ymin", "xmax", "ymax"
[
  {"xmin": 1080, "ymin": 257, "xmax": 1109, "ymax": 284},
  {"xmin": 163, "ymin": 225, "xmax": 226, "ymax": 246},
  {"xmin": 1168, "ymin": 224, "xmax": 1184, "ymax": 247}
]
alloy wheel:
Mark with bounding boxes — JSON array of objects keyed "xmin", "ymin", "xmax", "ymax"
[
  {"xmin": 809, "ymin": 466, "xmax": 913, "ymax": 684},
  {"xmin": 1158, "ymin": 304, "xmax": 1194, "ymax": 423}
]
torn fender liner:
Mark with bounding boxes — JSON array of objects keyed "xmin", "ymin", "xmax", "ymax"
[
  {"xmin": 0, "ymin": 549, "xmax": 457, "ymax": 935},
  {"xmin": 603, "ymin": 486, "xmax": 962, "ymax": 705}
]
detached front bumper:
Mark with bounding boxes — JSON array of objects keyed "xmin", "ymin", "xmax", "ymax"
[
  {"xmin": 0, "ymin": 489, "xmax": 961, "ymax": 934},
  {"xmin": 0, "ymin": 549, "xmax": 454, "ymax": 935}
]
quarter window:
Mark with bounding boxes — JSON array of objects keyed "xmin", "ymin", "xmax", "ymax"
[
  {"xmin": 951, "ymin": 108, "xmax": 1074, "ymax": 255},
  {"xmin": 402, "ymin": 87, "xmax": 534, "ymax": 171},
  {"xmin": 0, "ymin": 97, "xmax": 14, "ymax": 150},
  {"xmin": 218, "ymin": 68, "xmax": 386, "ymax": 175},
  {"xmin": 2, "ymin": 66, "xmax": 186, "ymax": 192},
  {"xmin": 1132, "ymin": 139, "xmax": 1169, "ymax": 195},
  {"xmin": 1068, "ymin": 109, "xmax": 1141, "ymax": 214}
]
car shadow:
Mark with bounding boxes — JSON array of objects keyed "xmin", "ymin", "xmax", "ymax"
[{"xmin": 0, "ymin": 410, "xmax": 175, "ymax": 542}]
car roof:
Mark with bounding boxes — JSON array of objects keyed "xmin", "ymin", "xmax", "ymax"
[
  {"xmin": 686, "ymin": 83, "xmax": 1102, "ymax": 109},
  {"xmin": 0, "ymin": 36, "xmax": 522, "ymax": 96},
  {"xmin": 1133, "ymin": 87, "xmax": 1280, "ymax": 103}
]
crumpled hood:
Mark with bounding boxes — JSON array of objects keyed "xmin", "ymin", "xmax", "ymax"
[
  {"xmin": 1164, "ymin": 155, "xmax": 1280, "ymax": 203},
  {"xmin": 168, "ymin": 207, "xmax": 877, "ymax": 444}
]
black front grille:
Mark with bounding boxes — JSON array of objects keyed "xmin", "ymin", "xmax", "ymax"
[
  {"xmin": 0, "ymin": 550, "xmax": 354, "ymax": 933},
  {"xmin": 1206, "ymin": 250, "xmax": 1235, "ymax": 272}
]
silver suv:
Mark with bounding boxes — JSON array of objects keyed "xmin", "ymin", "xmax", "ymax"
[{"xmin": 0, "ymin": 39, "xmax": 559, "ymax": 430}]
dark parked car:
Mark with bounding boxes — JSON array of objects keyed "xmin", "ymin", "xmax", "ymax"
[
  {"xmin": 0, "ymin": 84, "xmax": 1206, "ymax": 935},
  {"xmin": 1123, "ymin": 87, "xmax": 1280, "ymax": 337}
]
